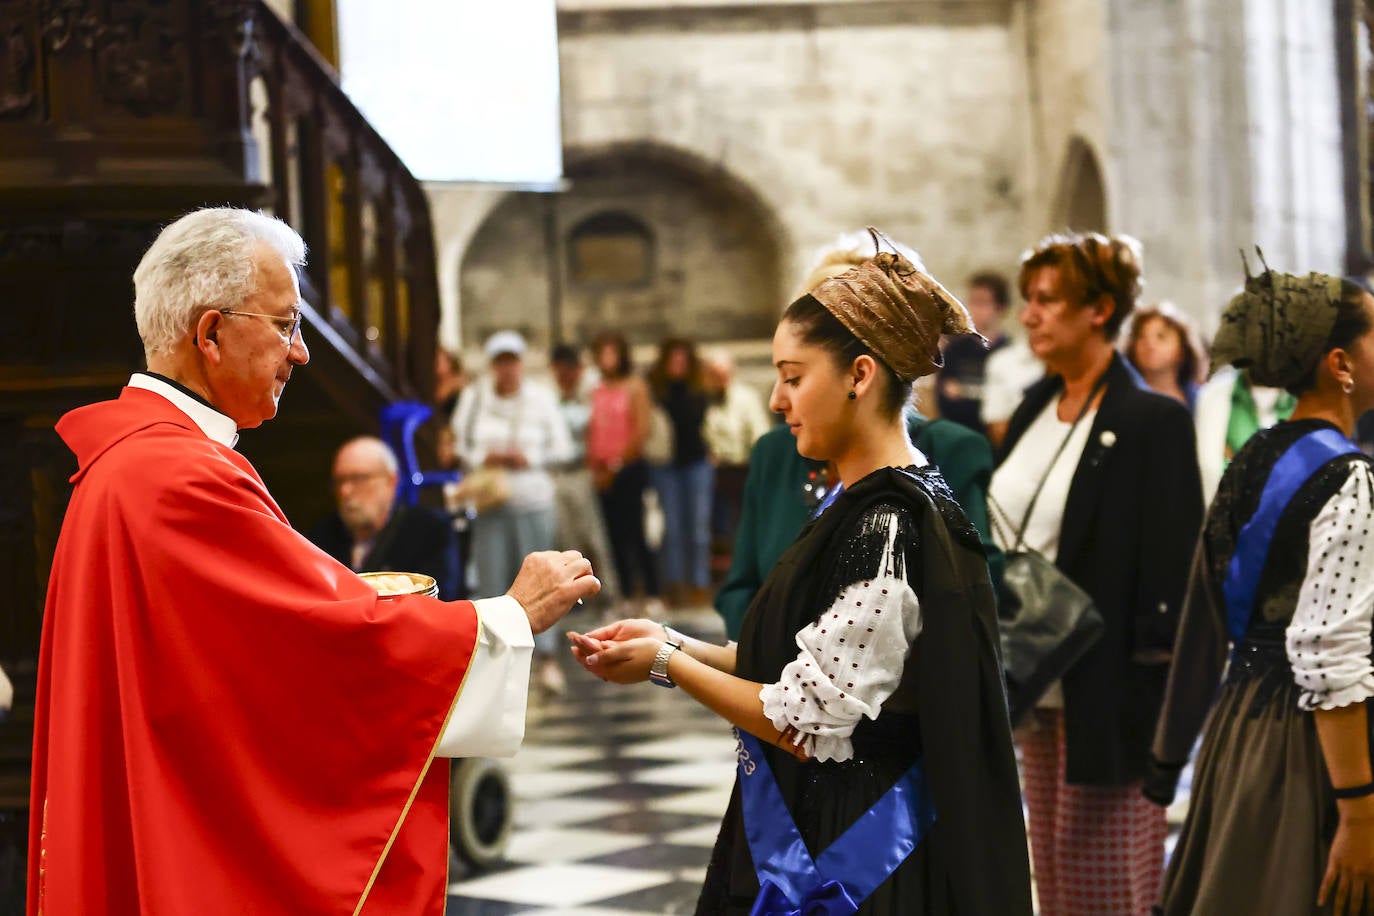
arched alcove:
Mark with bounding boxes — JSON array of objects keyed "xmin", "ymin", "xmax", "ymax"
[
  {"xmin": 458, "ymin": 143, "xmax": 786, "ymax": 350},
  {"xmin": 1049, "ymin": 136, "xmax": 1109, "ymax": 233}
]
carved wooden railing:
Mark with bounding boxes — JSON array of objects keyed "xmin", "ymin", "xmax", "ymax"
[
  {"xmin": 249, "ymin": 4, "xmax": 440, "ymax": 411},
  {"xmin": 0, "ymin": 0, "xmax": 439, "ymax": 418}
]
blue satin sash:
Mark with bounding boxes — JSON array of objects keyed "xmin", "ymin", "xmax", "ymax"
[
  {"xmin": 735, "ymin": 729, "xmax": 936, "ymax": 916},
  {"xmin": 1223, "ymin": 427, "xmax": 1360, "ymax": 643}
]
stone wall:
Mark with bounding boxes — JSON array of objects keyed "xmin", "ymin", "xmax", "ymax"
[
  {"xmin": 426, "ymin": 0, "xmax": 1352, "ymax": 353},
  {"xmin": 456, "ymin": 147, "xmax": 784, "ymax": 353},
  {"xmin": 433, "ymin": 0, "xmax": 1031, "ymax": 354},
  {"xmin": 1101, "ymin": 0, "xmax": 1346, "ymax": 331}
]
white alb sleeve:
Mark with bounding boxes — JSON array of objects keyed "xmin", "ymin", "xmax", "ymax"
[
  {"xmin": 758, "ymin": 517, "xmax": 921, "ymax": 762},
  {"xmin": 1286, "ymin": 462, "xmax": 1374, "ymax": 711},
  {"xmin": 436, "ymin": 596, "xmax": 535, "ymax": 758}
]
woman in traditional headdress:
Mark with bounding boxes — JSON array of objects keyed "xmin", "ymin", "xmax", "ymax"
[
  {"xmin": 1148, "ymin": 266, "xmax": 1374, "ymax": 915},
  {"xmin": 991, "ymin": 232, "xmax": 1204, "ymax": 915},
  {"xmin": 567, "ymin": 231, "xmax": 1032, "ymax": 915}
]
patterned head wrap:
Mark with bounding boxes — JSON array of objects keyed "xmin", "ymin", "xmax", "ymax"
[
  {"xmin": 807, "ymin": 228, "xmax": 982, "ymax": 381},
  {"xmin": 1210, "ymin": 252, "xmax": 1346, "ymax": 389}
]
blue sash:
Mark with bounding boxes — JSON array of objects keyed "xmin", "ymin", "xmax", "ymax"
[
  {"xmin": 735, "ymin": 729, "xmax": 936, "ymax": 916},
  {"xmin": 1223, "ymin": 427, "xmax": 1360, "ymax": 643}
]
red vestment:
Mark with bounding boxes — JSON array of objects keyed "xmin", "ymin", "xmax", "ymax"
[{"xmin": 28, "ymin": 387, "xmax": 480, "ymax": 915}]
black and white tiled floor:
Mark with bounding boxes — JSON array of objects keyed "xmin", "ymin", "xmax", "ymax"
[
  {"xmin": 445, "ymin": 610, "xmax": 736, "ymax": 916},
  {"xmin": 444, "ymin": 609, "xmax": 1194, "ymax": 915}
]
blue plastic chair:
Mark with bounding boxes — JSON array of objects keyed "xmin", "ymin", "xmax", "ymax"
[{"xmin": 378, "ymin": 401, "xmax": 461, "ymax": 506}]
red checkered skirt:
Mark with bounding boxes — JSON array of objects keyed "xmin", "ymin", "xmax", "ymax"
[{"xmin": 1020, "ymin": 709, "xmax": 1166, "ymax": 915}]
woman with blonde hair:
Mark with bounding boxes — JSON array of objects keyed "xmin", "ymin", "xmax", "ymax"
[{"xmin": 990, "ymin": 231, "xmax": 1203, "ymax": 914}]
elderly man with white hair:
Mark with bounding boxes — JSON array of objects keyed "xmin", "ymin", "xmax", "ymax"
[
  {"xmin": 28, "ymin": 207, "xmax": 599, "ymax": 916},
  {"xmin": 308, "ymin": 435, "xmax": 461, "ymax": 600}
]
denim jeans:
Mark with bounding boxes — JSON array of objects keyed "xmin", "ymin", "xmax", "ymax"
[
  {"xmin": 651, "ymin": 459, "xmax": 715, "ymax": 589},
  {"xmin": 471, "ymin": 504, "xmax": 558, "ymax": 654}
]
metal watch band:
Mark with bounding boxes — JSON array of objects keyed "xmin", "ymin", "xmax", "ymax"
[{"xmin": 649, "ymin": 641, "xmax": 679, "ymax": 688}]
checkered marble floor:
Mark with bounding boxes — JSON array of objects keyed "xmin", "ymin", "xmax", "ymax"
[
  {"xmin": 445, "ymin": 610, "xmax": 736, "ymax": 916},
  {"xmin": 444, "ymin": 609, "xmax": 1194, "ymax": 916}
]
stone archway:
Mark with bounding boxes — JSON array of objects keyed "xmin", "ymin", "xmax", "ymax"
[
  {"xmin": 1049, "ymin": 136, "xmax": 1109, "ymax": 233},
  {"xmin": 458, "ymin": 142, "xmax": 787, "ymax": 350}
]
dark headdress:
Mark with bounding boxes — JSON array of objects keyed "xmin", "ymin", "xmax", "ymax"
[{"xmin": 1210, "ymin": 251, "xmax": 1345, "ymax": 390}]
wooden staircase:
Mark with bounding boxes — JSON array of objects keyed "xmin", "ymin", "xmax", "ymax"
[{"xmin": 0, "ymin": 3, "xmax": 442, "ymax": 906}]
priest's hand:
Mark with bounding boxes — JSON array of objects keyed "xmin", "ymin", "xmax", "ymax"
[{"xmin": 507, "ymin": 550, "xmax": 600, "ymax": 634}]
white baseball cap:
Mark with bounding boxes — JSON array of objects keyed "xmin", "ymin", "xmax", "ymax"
[{"xmin": 484, "ymin": 330, "xmax": 527, "ymax": 359}]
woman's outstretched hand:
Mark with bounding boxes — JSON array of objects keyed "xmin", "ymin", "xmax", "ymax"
[
  {"xmin": 568, "ymin": 632, "xmax": 660, "ymax": 684},
  {"xmin": 581, "ymin": 618, "xmax": 668, "ymax": 644}
]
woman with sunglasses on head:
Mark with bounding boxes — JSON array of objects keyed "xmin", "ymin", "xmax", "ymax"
[
  {"xmin": 568, "ymin": 233, "xmax": 1031, "ymax": 915},
  {"xmin": 989, "ymin": 232, "xmax": 1204, "ymax": 915},
  {"xmin": 1148, "ymin": 269, "xmax": 1374, "ymax": 915}
]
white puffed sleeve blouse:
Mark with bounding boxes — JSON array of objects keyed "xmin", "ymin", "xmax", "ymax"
[
  {"xmin": 758, "ymin": 516, "xmax": 922, "ymax": 762},
  {"xmin": 1286, "ymin": 460, "xmax": 1374, "ymax": 711}
]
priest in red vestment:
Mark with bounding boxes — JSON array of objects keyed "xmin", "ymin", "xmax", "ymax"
[{"xmin": 27, "ymin": 208, "xmax": 601, "ymax": 915}]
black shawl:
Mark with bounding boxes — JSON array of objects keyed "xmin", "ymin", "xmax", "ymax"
[{"xmin": 729, "ymin": 466, "xmax": 1031, "ymax": 914}]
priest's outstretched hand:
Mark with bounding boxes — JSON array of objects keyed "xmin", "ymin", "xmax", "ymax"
[{"xmin": 507, "ymin": 549, "xmax": 601, "ymax": 633}]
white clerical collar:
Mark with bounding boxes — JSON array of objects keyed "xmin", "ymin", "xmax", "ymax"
[{"xmin": 128, "ymin": 373, "xmax": 240, "ymax": 448}]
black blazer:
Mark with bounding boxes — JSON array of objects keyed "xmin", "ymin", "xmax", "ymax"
[
  {"xmin": 998, "ymin": 353, "xmax": 1203, "ymax": 785},
  {"xmin": 307, "ymin": 503, "xmax": 461, "ymax": 601}
]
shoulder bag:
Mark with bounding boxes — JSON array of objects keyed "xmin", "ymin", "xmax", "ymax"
[{"xmin": 988, "ymin": 376, "xmax": 1106, "ymax": 727}]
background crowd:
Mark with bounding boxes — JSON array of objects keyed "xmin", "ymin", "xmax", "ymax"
[{"xmin": 305, "ymin": 226, "xmax": 1374, "ymax": 915}]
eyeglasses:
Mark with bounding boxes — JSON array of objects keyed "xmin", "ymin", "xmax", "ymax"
[
  {"xmin": 334, "ymin": 471, "xmax": 390, "ymax": 490},
  {"xmin": 220, "ymin": 308, "xmax": 303, "ymax": 342}
]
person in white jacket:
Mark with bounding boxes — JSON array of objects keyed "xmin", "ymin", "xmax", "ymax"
[{"xmin": 1193, "ymin": 365, "xmax": 1295, "ymax": 503}]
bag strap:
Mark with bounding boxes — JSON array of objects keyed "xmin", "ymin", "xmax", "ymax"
[{"xmin": 995, "ymin": 372, "xmax": 1109, "ymax": 553}]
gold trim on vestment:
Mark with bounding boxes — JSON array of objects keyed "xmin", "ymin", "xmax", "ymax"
[{"xmin": 352, "ymin": 598, "xmax": 482, "ymax": 914}]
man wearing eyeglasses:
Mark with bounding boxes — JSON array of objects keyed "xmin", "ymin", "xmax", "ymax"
[
  {"xmin": 307, "ymin": 436, "xmax": 461, "ymax": 600},
  {"xmin": 28, "ymin": 208, "xmax": 599, "ymax": 916}
]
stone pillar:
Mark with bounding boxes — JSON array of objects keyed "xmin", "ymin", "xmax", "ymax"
[{"xmin": 1105, "ymin": 0, "xmax": 1346, "ymax": 330}]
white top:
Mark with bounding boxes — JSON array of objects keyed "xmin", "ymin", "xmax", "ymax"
[
  {"xmin": 988, "ymin": 398, "xmax": 1096, "ymax": 562},
  {"xmin": 452, "ymin": 378, "xmax": 574, "ymax": 510},
  {"xmin": 980, "ymin": 340, "xmax": 1045, "ymax": 426},
  {"xmin": 704, "ymin": 382, "xmax": 774, "ymax": 465},
  {"xmin": 1195, "ymin": 367, "xmax": 1293, "ymax": 504},
  {"xmin": 759, "ymin": 516, "xmax": 923, "ymax": 762},
  {"xmin": 1287, "ymin": 461, "xmax": 1374, "ymax": 711},
  {"xmin": 0, "ymin": 663, "xmax": 11, "ymax": 714},
  {"xmin": 132, "ymin": 374, "xmax": 536, "ymax": 758}
]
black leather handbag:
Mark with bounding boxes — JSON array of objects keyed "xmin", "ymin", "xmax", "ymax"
[{"xmin": 990, "ymin": 378, "xmax": 1107, "ymax": 727}]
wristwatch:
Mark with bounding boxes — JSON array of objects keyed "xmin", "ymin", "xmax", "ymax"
[{"xmin": 649, "ymin": 631, "xmax": 682, "ymax": 688}]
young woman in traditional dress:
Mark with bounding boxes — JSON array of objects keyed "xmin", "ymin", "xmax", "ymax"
[
  {"xmin": 568, "ymin": 233, "xmax": 1032, "ymax": 915},
  {"xmin": 1149, "ymin": 266, "xmax": 1374, "ymax": 915}
]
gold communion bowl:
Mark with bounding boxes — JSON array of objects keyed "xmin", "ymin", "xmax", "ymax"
[{"xmin": 359, "ymin": 571, "xmax": 439, "ymax": 599}]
